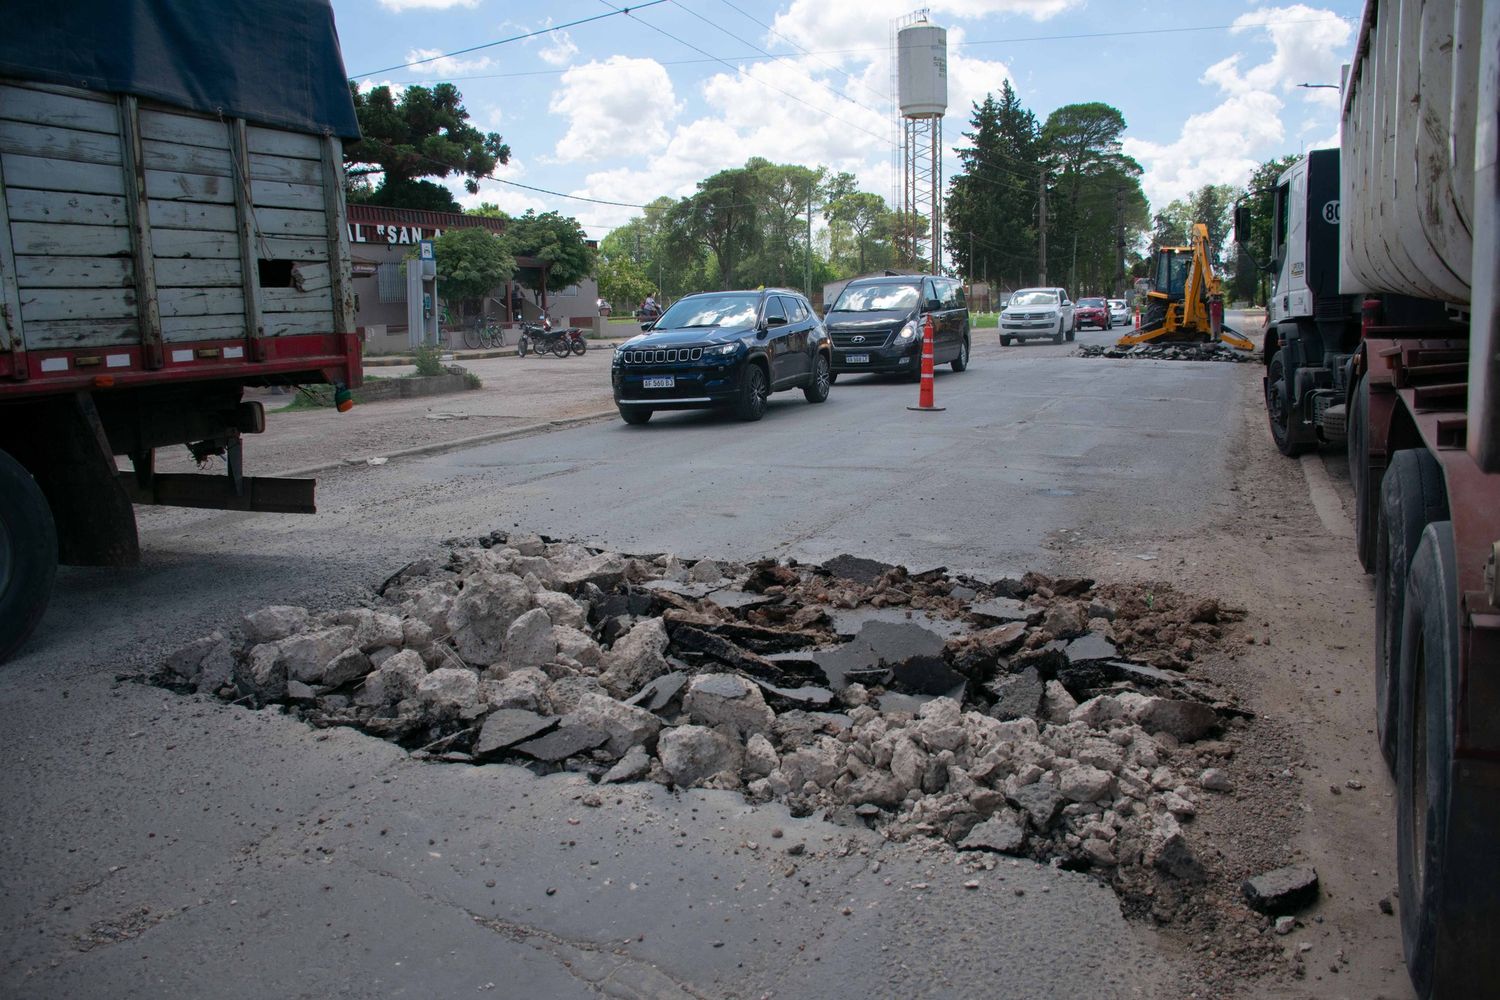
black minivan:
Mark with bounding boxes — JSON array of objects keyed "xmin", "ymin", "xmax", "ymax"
[
  {"xmin": 823, "ymin": 275, "xmax": 971, "ymax": 380},
  {"xmin": 611, "ymin": 288, "xmax": 832, "ymax": 424}
]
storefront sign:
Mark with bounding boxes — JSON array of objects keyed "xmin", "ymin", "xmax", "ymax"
[{"xmin": 346, "ymin": 223, "xmax": 444, "ymax": 246}]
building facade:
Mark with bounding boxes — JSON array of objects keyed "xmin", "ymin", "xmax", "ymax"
[{"xmin": 345, "ymin": 204, "xmax": 599, "ymax": 354}]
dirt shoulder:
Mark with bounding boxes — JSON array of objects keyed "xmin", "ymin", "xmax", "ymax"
[{"xmin": 1062, "ymin": 360, "xmax": 1407, "ymax": 998}]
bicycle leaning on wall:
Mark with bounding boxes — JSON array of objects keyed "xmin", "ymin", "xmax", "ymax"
[{"xmin": 463, "ymin": 314, "xmax": 506, "ymax": 349}]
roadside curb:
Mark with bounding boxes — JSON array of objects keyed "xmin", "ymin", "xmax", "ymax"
[{"xmin": 275, "ymin": 409, "xmax": 619, "ymax": 479}]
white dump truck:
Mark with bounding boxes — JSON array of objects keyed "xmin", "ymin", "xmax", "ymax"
[
  {"xmin": 0, "ymin": 0, "xmax": 363, "ymax": 659},
  {"xmin": 1241, "ymin": 2, "xmax": 1498, "ymax": 995}
]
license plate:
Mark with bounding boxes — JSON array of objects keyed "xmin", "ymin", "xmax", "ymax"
[
  {"xmin": 846, "ymin": 354, "xmax": 869, "ymax": 364},
  {"xmin": 643, "ymin": 376, "xmax": 674, "ymax": 389}
]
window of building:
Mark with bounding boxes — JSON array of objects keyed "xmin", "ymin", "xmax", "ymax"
[{"xmin": 377, "ymin": 262, "xmax": 404, "ymax": 303}]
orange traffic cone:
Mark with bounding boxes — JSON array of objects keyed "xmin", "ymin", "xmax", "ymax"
[{"xmin": 907, "ymin": 314, "xmax": 945, "ymax": 412}]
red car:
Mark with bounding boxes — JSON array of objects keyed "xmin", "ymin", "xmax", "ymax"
[{"xmin": 1075, "ymin": 297, "xmax": 1111, "ymax": 330}]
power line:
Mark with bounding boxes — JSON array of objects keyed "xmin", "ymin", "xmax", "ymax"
[
  {"xmin": 670, "ymin": 0, "xmax": 889, "ymax": 121},
  {"xmin": 593, "ymin": 0, "xmax": 891, "ymax": 147},
  {"xmin": 375, "ymin": 14, "xmax": 1354, "ymax": 82},
  {"xmin": 350, "ymin": 1, "xmax": 671, "ymax": 78}
]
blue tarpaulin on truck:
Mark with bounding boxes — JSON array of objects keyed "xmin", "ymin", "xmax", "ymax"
[{"xmin": 0, "ymin": 0, "xmax": 361, "ymax": 139}]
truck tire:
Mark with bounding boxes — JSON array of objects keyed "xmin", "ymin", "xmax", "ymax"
[
  {"xmin": 1394, "ymin": 521, "xmax": 1499, "ymax": 1000},
  {"xmin": 1348, "ymin": 373, "xmax": 1375, "ymax": 571},
  {"xmin": 0, "ymin": 449, "xmax": 58, "ymax": 662},
  {"xmin": 1265, "ymin": 351, "xmax": 1310, "ymax": 456},
  {"xmin": 1375, "ymin": 448, "xmax": 1448, "ymax": 772}
]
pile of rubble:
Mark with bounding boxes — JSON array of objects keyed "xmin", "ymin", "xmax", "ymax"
[
  {"xmin": 159, "ymin": 535, "xmax": 1250, "ymax": 906},
  {"xmin": 1077, "ymin": 343, "xmax": 1258, "ymax": 362}
]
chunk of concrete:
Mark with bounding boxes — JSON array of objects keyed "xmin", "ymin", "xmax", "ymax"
[
  {"xmin": 241, "ymin": 605, "xmax": 309, "ymax": 645},
  {"xmin": 564, "ymin": 692, "xmax": 662, "ymax": 757},
  {"xmin": 512, "ymin": 725, "xmax": 609, "ymax": 762},
  {"xmin": 598, "ymin": 618, "xmax": 671, "ymax": 698},
  {"xmin": 958, "ymin": 810, "xmax": 1027, "ymax": 854},
  {"xmin": 1242, "ymin": 866, "xmax": 1320, "ymax": 915},
  {"xmin": 625, "ymin": 671, "xmax": 688, "ymax": 713},
  {"xmin": 473, "ymin": 710, "xmax": 559, "ymax": 758},
  {"xmin": 416, "ymin": 667, "xmax": 481, "ymax": 718},
  {"xmin": 355, "ymin": 649, "xmax": 427, "ymax": 707},
  {"xmin": 657, "ymin": 725, "xmax": 740, "ymax": 787},
  {"xmin": 1134, "ymin": 697, "xmax": 1218, "ymax": 742},
  {"xmin": 504, "ymin": 607, "xmax": 556, "ymax": 670},
  {"xmin": 1007, "ymin": 781, "xmax": 1065, "ymax": 830},
  {"xmin": 986, "ymin": 667, "xmax": 1044, "ymax": 721},
  {"xmin": 1059, "ymin": 765, "xmax": 1115, "ymax": 804},
  {"xmin": 682, "ymin": 673, "xmax": 776, "ymax": 737},
  {"xmin": 601, "ymin": 745, "xmax": 652, "ymax": 783},
  {"xmin": 448, "ymin": 572, "xmax": 531, "ymax": 664},
  {"xmin": 278, "ymin": 626, "xmax": 356, "ymax": 684}
]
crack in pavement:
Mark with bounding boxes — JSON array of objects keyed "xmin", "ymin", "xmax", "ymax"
[{"xmin": 353, "ymin": 861, "xmax": 709, "ymax": 1000}]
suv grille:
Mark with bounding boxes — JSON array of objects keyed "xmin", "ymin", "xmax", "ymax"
[
  {"xmin": 621, "ymin": 347, "xmax": 703, "ymax": 364},
  {"xmin": 830, "ymin": 331, "xmax": 891, "ymax": 349}
]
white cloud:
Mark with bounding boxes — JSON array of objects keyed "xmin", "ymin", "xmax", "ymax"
[
  {"xmin": 1129, "ymin": 5, "xmax": 1351, "ymax": 207},
  {"xmin": 403, "ymin": 48, "xmax": 494, "ymax": 77},
  {"xmin": 771, "ymin": 0, "xmax": 1079, "ymax": 65},
  {"xmin": 538, "ymin": 29, "xmax": 579, "ymax": 67},
  {"xmin": 377, "ymin": 0, "xmax": 479, "ymax": 10},
  {"xmin": 549, "ymin": 57, "xmax": 681, "ymax": 163}
]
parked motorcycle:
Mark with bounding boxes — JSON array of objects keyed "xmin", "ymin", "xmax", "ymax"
[{"xmin": 516, "ymin": 318, "xmax": 587, "ymax": 358}]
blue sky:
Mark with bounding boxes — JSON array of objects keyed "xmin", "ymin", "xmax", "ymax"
[{"xmin": 332, "ymin": 0, "xmax": 1362, "ymax": 240}]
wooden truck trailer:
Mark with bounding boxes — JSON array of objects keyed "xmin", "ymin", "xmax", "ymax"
[{"xmin": 0, "ymin": 0, "xmax": 363, "ymax": 659}]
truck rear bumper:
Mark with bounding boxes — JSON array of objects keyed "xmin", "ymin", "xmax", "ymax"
[{"xmin": 0, "ymin": 332, "xmax": 362, "ymax": 399}]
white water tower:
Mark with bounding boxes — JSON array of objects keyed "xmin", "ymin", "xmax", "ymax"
[{"xmin": 896, "ymin": 13, "xmax": 947, "ymax": 270}]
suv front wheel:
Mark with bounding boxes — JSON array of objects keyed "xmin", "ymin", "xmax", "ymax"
[
  {"xmin": 803, "ymin": 354, "xmax": 831, "ymax": 403},
  {"xmin": 735, "ymin": 362, "xmax": 769, "ymax": 421}
]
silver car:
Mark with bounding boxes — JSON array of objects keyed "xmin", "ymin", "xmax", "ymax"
[
  {"xmin": 998, "ymin": 287, "xmax": 1075, "ymax": 345},
  {"xmin": 1108, "ymin": 298, "xmax": 1130, "ymax": 326}
]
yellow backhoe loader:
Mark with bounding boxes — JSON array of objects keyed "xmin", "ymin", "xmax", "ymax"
[{"xmin": 1117, "ymin": 222, "xmax": 1254, "ymax": 351}]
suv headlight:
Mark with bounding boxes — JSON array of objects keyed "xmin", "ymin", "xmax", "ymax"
[
  {"xmin": 895, "ymin": 319, "xmax": 918, "ymax": 340},
  {"xmin": 703, "ymin": 342, "xmax": 740, "ymax": 357}
]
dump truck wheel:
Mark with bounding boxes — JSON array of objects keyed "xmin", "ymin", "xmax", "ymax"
[
  {"xmin": 1266, "ymin": 351, "xmax": 1309, "ymax": 456},
  {"xmin": 1349, "ymin": 373, "xmax": 1375, "ymax": 572},
  {"xmin": 1375, "ymin": 448, "xmax": 1448, "ymax": 773},
  {"xmin": 0, "ymin": 449, "xmax": 57, "ymax": 663},
  {"xmin": 1395, "ymin": 521, "xmax": 1458, "ymax": 999}
]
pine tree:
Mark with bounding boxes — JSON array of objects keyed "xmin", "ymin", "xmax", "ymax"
[{"xmin": 945, "ymin": 81, "xmax": 1040, "ymax": 288}]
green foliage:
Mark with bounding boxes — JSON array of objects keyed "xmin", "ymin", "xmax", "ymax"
[
  {"xmin": 504, "ymin": 210, "xmax": 596, "ymax": 294},
  {"xmin": 596, "ymin": 252, "xmax": 655, "ymax": 313},
  {"xmin": 429, "ymin": 227, "xmax": 515, "ymax": 319},
  {"xmin": 945, "ymin": 89, "xmax": 1147, "ymax": 295},
  {"xmin": 412, "ymin": 344, "xmax": 446, "ymax": 377},
  {"xmin": 344, "ymin": 83, "xmax": 509, "ymax": 209},
  {"xmin": 462, "ymin": 370, "xmax": 483, "ymax": 389},
  {"xmin": 946, "ymin": 84, "xmax": 1040, "ymax": 284},
  {"xmin": 826, "ymin": 183, "xmax": 895, "ymax": 275},
  {"xmin": 360, "ymin": 178, "xmax": 463, "ymax": 213}
]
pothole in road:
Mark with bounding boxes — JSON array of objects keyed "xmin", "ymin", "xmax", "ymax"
[{"xmin": 152, "ymin": 534, "xmax": 1302, "ymax": 983}]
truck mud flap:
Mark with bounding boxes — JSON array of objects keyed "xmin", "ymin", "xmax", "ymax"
[{"xmin": 120, "ymin": 473, "xmax": 316, "ymax": 514}]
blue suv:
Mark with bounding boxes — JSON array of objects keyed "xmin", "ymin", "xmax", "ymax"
[{"xmin": 611, "ymin": 289, "xmax": 832, "ymax": 424}]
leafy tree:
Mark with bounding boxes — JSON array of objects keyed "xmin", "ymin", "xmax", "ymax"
[
  {"xmin": 503, "ymin": 210, "xmax": 595, "ymax": 295},
  {"xmin": 467, "ymin": 202, "xmax": 508, "ymax": 219},
  {"xmin": 1190, "ymin": 183, "xmax": 1237, "ymax": 268},
  {"xmin": 344, "ymin": 83, "xmax": 509, "ymax": 212},
  {"xmin": 596, "ymin": 252, "xmax": 654, "ymax": 314},
  {"xmin": 826, "ymin": 188, "xmax": 892, "ymax": 274},
  {"xmin": 742, "ymin": 159, "xmax": 823, "ymax": 290},
  {"xmin": 665, "ymin": 167, "xmax": 759, "ymax": 289},
  {"xmin": 946, "ymin": 83, "xmax": 1041, "ymax": 286},
  {"xmin": 430, "ymin": 227, "xmax": 515, "ymax": 321}
]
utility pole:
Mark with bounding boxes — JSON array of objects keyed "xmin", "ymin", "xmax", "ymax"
[
  {"xmin": 805, "ymin": 185, "xmax": 813, "ymax": 298},
  {"xmin": 1115, "ymin": 187, "xmax": 1126, "ymax": 298},
  {"xmin": 1038, "ymin": 170, "xmax": 1048, "ymax": 286}
]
